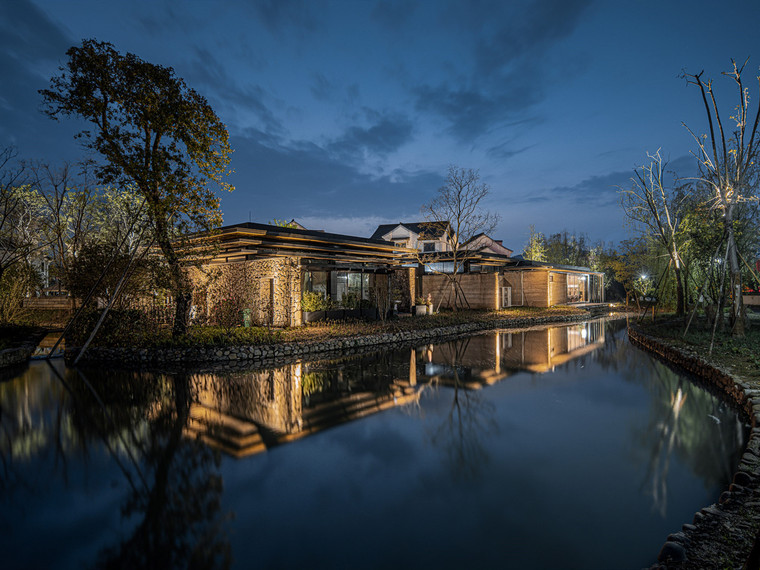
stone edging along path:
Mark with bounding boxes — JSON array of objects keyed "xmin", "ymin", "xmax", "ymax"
[{"xmin": 628, "ymin": 326, "xmax": 760, "ymax": 570}]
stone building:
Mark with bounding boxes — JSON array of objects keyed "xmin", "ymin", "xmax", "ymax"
[{"xmin": 189, "ymin": 222, "xmax": 408, "ymax": 327}]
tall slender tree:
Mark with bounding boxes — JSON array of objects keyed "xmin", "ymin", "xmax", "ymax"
[
  {"xmin": 420, "ymin": 166, "xmax": 499, "ymax": 310},
  {"xmin": 621, "ymin": 150, "xmax": 688, "ymax": 315},
  {"xmin": 40, "ymin": 39, "xmax": 233, "ymax": 336},
  {"xmin": 683, "ymin": 59, "xmax": 760, "ymax": 336}
]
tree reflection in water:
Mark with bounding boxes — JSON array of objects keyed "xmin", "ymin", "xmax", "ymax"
[
  {"xmin": 60, "ymin": 367, "xmax": 232, "ymax": 570},
  {"xmin": 423, "ymin": 337, "xmax": 498, "ymax": 481},
  {"xmin": 617, "ymin": 339, "xmax": 747, "ymax": 517}
]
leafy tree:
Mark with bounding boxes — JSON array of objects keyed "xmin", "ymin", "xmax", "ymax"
[
  {"xmin": 29, "ymin": 161, "xmax": 102, "ymax": 292},
  {"xmin": 544, "ymin": 230, "xmax": 592, "ymax": 267},
  {"xmin": 40, "ymin": 39, "xmax": 233, "ymax": 336},
  {"xmin": 602, "ymin": 239, "xmax": 650, "ymax": 309},
  {"xmin": 522, "ymin": 224, "xmax": 546, "ymax": 261},
  {"xmin": 269, "ymin": 218, "xmax": 299, "ymax": 228},
  {"xmin": 0, "ymin": 261, "xmax": 40, "ymax": 324},
  {"xmin": 420, "ymin": 166, "xmax": 499, "ymax": 310}
]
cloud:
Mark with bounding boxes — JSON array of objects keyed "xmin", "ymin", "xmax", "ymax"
[
  {"xmin": 223, "ymin": 130, "xmax": 442, "ymax": 228},
  {"xmin": 310, "ymin": 72, "xmax": 334, "ymax": 101},
  {"xmin": 540, "ymin": 169, "xmax": 631, "ymax": 208},
  {"xmin": 295, "ymin": 214, "xmax": 415, "ymax": 238},
  {"xmin": 0, "ymin": 1, "xmax": 82, "ymax": 160},
  {"xmin": 187, "ymin": 47, "xmax": 285, "ymax": 136},
  {"xmin": 412, "ymin": 0, "xmax": 592, "ymax": 142},
  {"xmin": 486, "ymin": 143, "xmax": 534, "ymax": 161},
  {"xmin": 252, "ymin": 0, "xmax": 320, "ymax": 37},
  {"xmin": 327, "ymin": 110, "xmax": 414, "ymax": 160}
]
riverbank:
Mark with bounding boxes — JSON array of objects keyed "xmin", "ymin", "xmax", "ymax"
[
  {"xmin": 630, "ymin": 317, "xmax": 760, "ymax": 570},
  {"xmin": 66, "ymin": 306, "xmax": 609, "ymax": 368},
  {"xmin": 0, "ymin": 325, "xmax": 47, "ymax": 368}
]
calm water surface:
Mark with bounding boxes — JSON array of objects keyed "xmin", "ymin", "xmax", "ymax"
[{"xmin": 0, "ymin": 319, "xmax": 748, "ymax": 569}]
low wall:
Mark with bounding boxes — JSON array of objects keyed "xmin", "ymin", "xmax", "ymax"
[
  {"xmin": 0, "ymin": 344, "xmax": 37, "ymax": 368},
  {"xmin": 67, "ymin": 313, "xmax": 594, "ymax": 368},
  {"xmin": 628, "ymin": 327, "xmax": 760, "ymax": 569},
  {"xmin": 22, "ymin": 297, "xmax": 78, "ymax": 310}
]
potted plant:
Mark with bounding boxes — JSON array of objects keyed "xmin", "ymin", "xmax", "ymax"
[
  {"xmin": 302, "ymin": 291, "xmax": 328, "ymax": 323},
  {"xmin": 414, "ymin": 296, "xmax": 427, "ymax": 316},
  {"xmin": 341, "ymin": 291, "xmax": 361, "ymax": 319}
]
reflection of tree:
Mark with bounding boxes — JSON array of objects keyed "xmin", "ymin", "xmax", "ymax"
[
  {"xmin": 588, "ymin": 318, "xmax": 630, "ymax": 374},
  {"xmin": 427, "ymin": 337, "xmax": 497, "ymax": 481},
  {"xmin": 93, "ymin": 373, "xmax": 231, "ymax": 569},
  {"xmin": 625, "ymin": 352, "xmax": 746, "ymax": 517},
  {"xmin": 55, "ymin": 368, "xmax": 231, "ymax": 569}
]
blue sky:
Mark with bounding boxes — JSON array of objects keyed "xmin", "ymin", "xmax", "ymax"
[{"xmin": 1, "ymin": 0, "xmax": 759, "ymax": 252}]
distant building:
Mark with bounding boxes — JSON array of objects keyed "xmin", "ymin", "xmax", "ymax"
[{"xmin": 370, "ymin": 221, "xmax": 452, "ymax": 253}]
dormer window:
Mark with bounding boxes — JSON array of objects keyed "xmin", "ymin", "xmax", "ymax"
[{"xmin": 422, "ymin": 242, "xmax": 435, "ymax": 252}]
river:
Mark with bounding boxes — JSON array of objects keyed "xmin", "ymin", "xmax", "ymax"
[{"xmin": 0, "ymin": 318, "xmax": 747, "ymax": 569}]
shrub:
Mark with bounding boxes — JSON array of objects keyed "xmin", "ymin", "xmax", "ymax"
[
  {"xmin": 302, "ymin": 291, "xmax": 329, "ymax": 312},
  {"xmin": 340, "ymin": 291, "xmax": 360, "ymax": 309},
  {"xmin": 209, "ymin": 297, "xmax": 247, "ymax": 329},
  {"xmin": 65, "ymin": 308, "xmax": 161, "ymax": 347}
]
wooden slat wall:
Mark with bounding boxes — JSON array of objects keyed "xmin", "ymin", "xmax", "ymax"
[
  {"xmin": 422, "ymin": 273, "xmax": 499, "ymax": 309},
  {"xmin": 502, "ymin": 270, "xmax": 550, "ymax": 308},
  {"xmin": 22, "ymin": 297, "xmax": 78, "ymax": 310},
  {"xmin": 550, "ymin": 272, "xmax": 567, "ymax": 306}
]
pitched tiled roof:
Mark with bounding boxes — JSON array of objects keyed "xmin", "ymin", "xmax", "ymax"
[{"xmin": 369, "ymin": 221, "xmax": 450, "ymax": 241}]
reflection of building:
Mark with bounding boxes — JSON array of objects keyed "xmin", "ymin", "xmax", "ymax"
[
  {"xmin": 184, "ymin": 355, "xmax": 420, "ymax": 458},
  {"xmin": 421, "ymin": 321, "xmax": 606, "ymax": 388},
  {"xmin": 183, "ymin": 322, "xmax": 606, "ymax": 457}
]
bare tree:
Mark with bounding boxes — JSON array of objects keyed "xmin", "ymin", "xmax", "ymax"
[
  {"xmin": 0, "ymin": 147, "xmax": 43, "ymax": 281},
  {"xmin": 683, "ymin": 59, "xmax": 760, "ymax": 336},
  {"xmin": 30, "ymin": 161, "xmax": 100, "ymax": 291},
  {"xmin": 420, "ymin": 166, "xmax": 499, "ymax": 310},
  {"xmin": 621, "ymin": 150, "xmax": 688, "ymax": 315}
]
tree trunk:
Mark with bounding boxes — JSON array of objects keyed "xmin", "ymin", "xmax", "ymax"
[
  {"xmin": 173, "ymin": 289, "xmax": 192, "ymax": 337},
  {"xmin": 726, "ymin": 217, "xmax": 745, "ymax": 337},
  {"xmin": 674, "ymin": 263, "xmax": 685, "ymax": 317}
]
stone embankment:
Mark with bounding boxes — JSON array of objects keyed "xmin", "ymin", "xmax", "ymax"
[
  {"xmin": 68, "ymin": 313, "xmax": 595, "ymax": 369},
  {"xmin": 0, "ymin": 341, "xmax": 39, "ymax": 369},
  {"xmin": 629, "ymin": 327, "xmax": 760, "ymax": 570}
]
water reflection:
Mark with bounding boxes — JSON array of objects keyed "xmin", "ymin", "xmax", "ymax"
[
  {"xmin": 0, "ymin": 365, "xmax": 231, "ymax": 569},
  {"xmin": 622, "ymin": 346, "xmax": 747, "ymax": 517},
  {"xmin": 0, "ymin": 318, "xmax": 749, "ymax": 570}
]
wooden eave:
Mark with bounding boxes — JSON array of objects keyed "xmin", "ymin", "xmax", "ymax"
[{"xmin": 191, "ymin": 224, "xmax": 416, "ymax": 266}]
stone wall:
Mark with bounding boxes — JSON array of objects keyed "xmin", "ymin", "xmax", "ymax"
[
  {"xmin": 68, "ymin": 313, "xmax": 595, "ymax": 368},
  {"xmin": 191, "ymin": 257, "xmax": 302, "ymax": 327},
  {"xmin": 0, "ymin": 345, "xmax": 36, "ymax": 368}
]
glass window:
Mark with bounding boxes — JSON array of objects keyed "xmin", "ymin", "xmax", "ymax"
[
  {"xmin": 422, "ymin": 242, "xmax": 435, "ymax": 252},
  {"xmin": 304, "ymin": 271, "xmax": 328, "ymax": 298},
  {"xmin": 566, "ymin": 274, "xmax": 588, "ymax": 303}
]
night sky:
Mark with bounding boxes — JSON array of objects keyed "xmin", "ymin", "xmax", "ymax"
[{"xmin": 2, "ymin": 0, "xmax": 759, "ymax": 252}]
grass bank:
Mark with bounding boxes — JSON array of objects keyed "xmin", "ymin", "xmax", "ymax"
[
  {"xmin": 634, "ymin": 313, "xmax": 760, "ymax": 382},
  {"xmin": 65, "ymin": 306, "xmax": 601, "ymax": 349}
]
